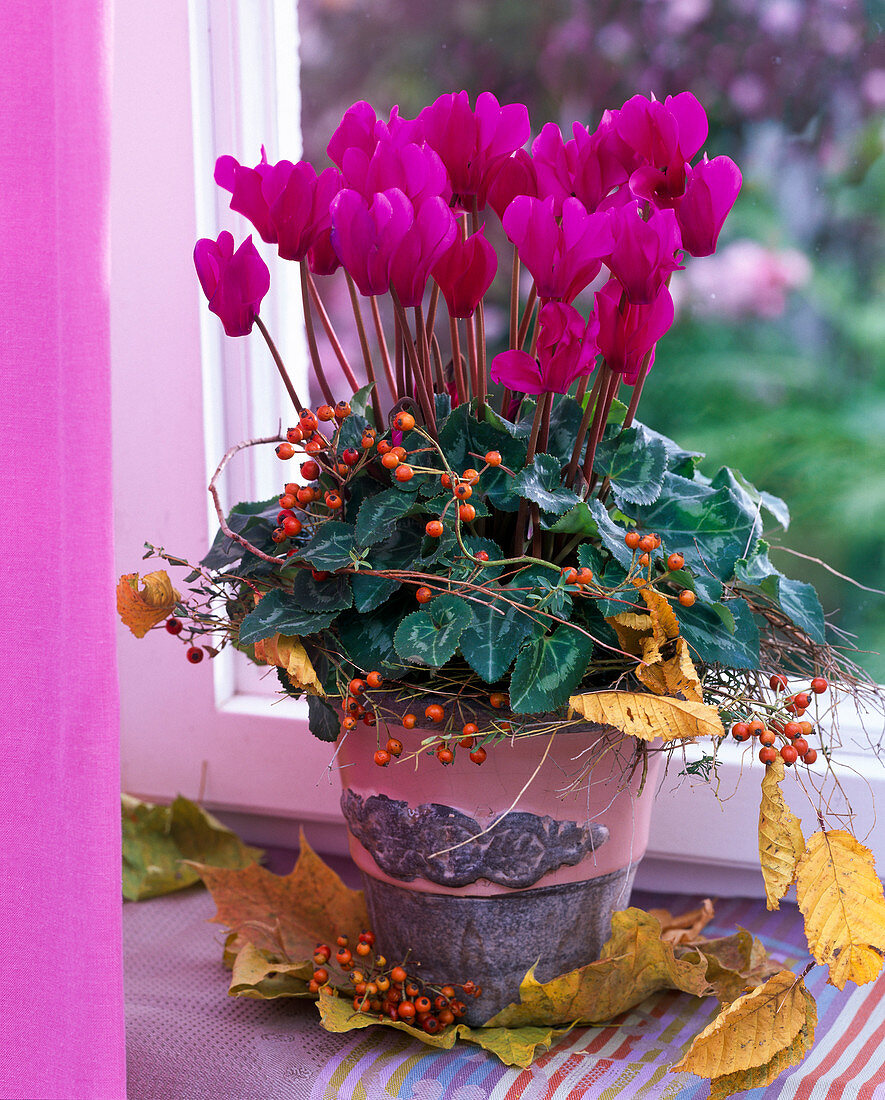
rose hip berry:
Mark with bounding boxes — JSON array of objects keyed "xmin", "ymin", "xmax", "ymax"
[
  {"xmin": 186, "ymin": 647, "xmax": 203, "ymax": 664},
  {"xmin": 165, "ymin": 617, "xmax": 183, "ymax": 635}
]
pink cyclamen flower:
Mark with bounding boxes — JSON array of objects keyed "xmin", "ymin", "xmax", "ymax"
[
  {"xmin": 674, "ymin": 155, "xmax": 742, "ymax": 257},
  {"xmin": 532, "ymin": 117, "xmax": 633, "ymax": 217},
  {"xmin": 419, "ymin": 90, "xmax": 530, "ymax": 207},
  {"xmin": 490, "ymin": 302, "xmax": 598, "ymax": 394},
  {"xmin": 327, "ymin": 101, "xmax": 422, "ymax": 169},
  {"xmin": 340, "ymin": 137, "xmax": 451, "ymax": 208},
  {"xmin": 329, "ymin": 188, "xmax": 414, "ymax": 297},
  {"xmin": 193, "ymin": 231, "xmax": 270, "ymax": 338},
  {"xmin": 270, "ymin": 163, "xmax": 341, "ymax": 261},
  {"xmin": 617, "ymin": 92, "xmax": 708, "ymax": 206},
  {"xmin": 595, "ymin": 278, "xmax": 674, "ymax": 384},
  {"xmin": 388, "ymin": 196, "xmax": 458, "ymax": 308},
  {"xmin": 503, "ymin": 195, "xmax": 615, "ymax": 303},
  {"xmin": 485, "ymin": 149, "xmax": 539, "ymax": 221},
  {"xmin": 606, "ymin": 202, "xmax": 683, "ymax": 304},
  {"xmin": 214, "ymin": 148, "xmax": 283, "ymax": 243},
  {"xmin": 431, "ymin": 228, "xmax": 498, "ymax": 318}
]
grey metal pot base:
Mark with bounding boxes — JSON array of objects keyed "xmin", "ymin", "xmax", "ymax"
[{"xmin": 361, "ymin": 865, "xmax": 637, "ymax": 1027}]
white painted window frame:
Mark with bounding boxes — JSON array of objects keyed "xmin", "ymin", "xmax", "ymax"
[{"xmin": 114, "ymin": 0, "xmax": 885, "ymax": 894}]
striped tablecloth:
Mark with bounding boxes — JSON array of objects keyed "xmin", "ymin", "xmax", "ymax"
[{"xmin": 124, "ymin": 863, "xmax": 885, "ymax": 1100}]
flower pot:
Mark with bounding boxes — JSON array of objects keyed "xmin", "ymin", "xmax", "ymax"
[{"xmin": 336, "ymin": 722, "xmax": 662, "ymax": 1026}]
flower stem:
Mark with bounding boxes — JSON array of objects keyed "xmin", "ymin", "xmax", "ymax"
[
  {"xmin": 464, "ymin": 308, "xmax": 478, "ymax": 401},
  {"xmin": 253, "ymin": 316, "xmax": 304, "ymax": 413},
  {"xmin": 299, "ymin": 263, "xmax": 335, "ymax": 406},
  {"xmin": 582, "ymin": 367, "xmax": 620, "ymax": 498},
  {"xmin": 370, "ymin": 296, "xmax": 397, "ymax": 399},
  {"xmin": 448, "ymin": 314, "xmax": 467, "ymax": 406},
  {"xmin": 509, "ymin": 248, "xmax": 520, "ymax": 349},
  {"xmin": 476, "ymin": 301, "xmax": 487, "ymax": 416},
  {"xmin": 517, "ymin": 283, "xmax": 537, "ymax": 349},
  {"xmin": 306, "ymin": 270, "xmax": 359, "ymax": 392},
  {"xmin": 391, "ymin": 288, "xmax": 437, "ymax": 437},
  {"xmin": 344, "ymin": 271, "xmax": 382, "ymax": 428},
  {"xmin": 565, "ymin": 367, "xmax": 604, "ymax": 488}
]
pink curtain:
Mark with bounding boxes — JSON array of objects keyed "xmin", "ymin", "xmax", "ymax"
[{"xmin": 0, "ymin": 2, "xmax": 127, "ymax": 1097}]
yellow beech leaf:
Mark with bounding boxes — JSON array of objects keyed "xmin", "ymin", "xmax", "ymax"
[
  {"xmin": 484, "ymin": 908, "xmax": 711, "ymax": 1028},
  {"xmin": 228, "ymin": 941, "xmax": 315, "ymax": 999},
  {"xmin": 606, "ymin": 584, "xmax": 681, "ymax": 670},
  {"xmin": 637, "ymin": 637, "xmax": 703, "ymax": 703},
  {"xmin": 254, "ymin": 634, "xmax": 324, "ymax": 695},
  {"xmin": 758, "ymin": 758, "xmax": 805, "ymax": 911},
  {"xmin": 795, "ymin": 830, "xmax": 885, "ymax": 989},
  {"xmin": 568, "ymin": 691, "xmax": 724, "ymax": 742},
  {"xmin": 116, "ymin": 570, "xmax": 181, "ymax": 638},
  {"xmin": 671, "ymin": 969, "xmax": 815, "ymax": 1081},
  {"xmin": 187, "ymin": 830, "xmax": 369, "ymax": 963},
  {"xmin": 316, "ymin": 987, "xmax": 564, "ymax": 1068}
]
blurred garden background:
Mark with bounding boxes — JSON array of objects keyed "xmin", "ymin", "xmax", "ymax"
[{"xmin": 295, "ymin": 0, "xmax": 885, "ymax": 677}]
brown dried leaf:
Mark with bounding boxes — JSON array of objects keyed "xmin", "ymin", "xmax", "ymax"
[
  {"xmin": 568, "ymin": 691, "xmax": 724, "ymax": 742},
  {"xmin": 187, "ymin": 830, "xmax": 369, "ymax": 963},
  {"xmin": 678, "ymin": 929, "xmax": 782, "ymax": 1004},
  {"xmin": 254, "ymin": 634, "xmax": 324, "ymax": 695},
  {"xmin": 759, "ymin": 758, "xmax": 805, "ymax": 911},
  {"xmin": 648, "ymin": 898, "xmax": 715, "ymax": 944},
  {"xmin": 484, "ymin": 908, "xmax": 712, "ymax": 1028},
  {"xmin": 637, "ymin": 637, "xmax": 704, "ymax": 703},
  {"xmin": 116, "ymin": 570, "xmax": 180, "ymax": 638},
  {"xmin": 795, "ymin": 830, "xmax": 885, "ymax": 989},
  {"xmin": 671, "ymin": 969, "xmax": 815, "ymax": 1079}
]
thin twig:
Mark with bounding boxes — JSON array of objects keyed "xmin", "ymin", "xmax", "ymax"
[{"xmin": 208, "ymin": 435, "xmax": 288, "ymax": 565}]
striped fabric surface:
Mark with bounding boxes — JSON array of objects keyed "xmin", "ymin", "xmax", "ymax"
[{"xmin": 305, "ymin": 892, "xmax": 885, "ymax": 1100}]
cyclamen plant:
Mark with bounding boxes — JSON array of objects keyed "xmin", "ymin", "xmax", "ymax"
[{"xmin": 124, "ymin": 89, "xmax": 873, "ymax": 771}]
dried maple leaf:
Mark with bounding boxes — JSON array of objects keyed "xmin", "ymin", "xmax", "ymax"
[
  {"xmin": 568, "ymin": 691, "xmax": 724, "ymax": 741},
  {"xmin": 188, "ymin": 831, "xmax": 369, "ymax": 963},
  {"xmin": 122, "ymin": 794, "xmax": 261, "ymax": 901},
  {"xmin": 758, "ymin": 758, "xmax": 805, "ymax": 910},
  {"xmin": 316, "ymin": 987, "xmax": 564, "ymax": 1068},
  {"xmin": 795, "ymin": 830, "xmax": 885, "ymax": 988},
  {"xmin": 671, "ymin": 969, "xmax": 816, "ymax": 1094},
  {"xmin": 116, "ymin": 570, "xmax": 180, "ymax": 638},
  {"xmin": 484, "ymin": 908, "xmax": 712, "ymax": 1028}
]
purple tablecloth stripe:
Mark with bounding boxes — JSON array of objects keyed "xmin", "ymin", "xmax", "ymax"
[{"xmin": 124, "ymin": 855, "xmax": 885, "ymax": 1100}]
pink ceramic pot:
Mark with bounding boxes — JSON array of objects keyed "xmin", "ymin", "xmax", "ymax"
[{"xmin": 336, "ymin": 722, "xmax": 662, "ymax": 1025}]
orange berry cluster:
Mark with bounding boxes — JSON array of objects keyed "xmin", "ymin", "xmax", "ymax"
[
  {"xmin": 623, "ymin": 530, "xmax": 695, "ymax": 606},
  {"xmin": 311, "ymin": 933, "xmax": 479, "ymax": 1032},
  {"xmin": 341, "ymin": 673, "xmax": 382, "ymax": 732},
  {"xmin": 422, "ymin": 451, "xmax": 504, "ymax": 541},
  {"xmin": 272, "ymin": 404, "xmax": 357, "ymax": 548},
  {"xmin": 732, "ymin": 675, "xmax": 828, "ymax": 766},
  {"xmin": 373, "ymin": 695, "xmax": 509, "ymax": 768}
]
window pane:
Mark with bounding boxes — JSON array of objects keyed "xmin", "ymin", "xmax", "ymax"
[{"xmin": 296, "ymin": 0, "xmax": 885, "ymax": 677}]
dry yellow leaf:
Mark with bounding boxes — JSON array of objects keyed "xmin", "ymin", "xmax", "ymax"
[
  {"xmin": 680, "ymin": 928, "xmax": 781, "ymax": 1004},
  {"xmin": 759, "ymin": 759, "xmax": 805, "ymax": 911},
  {"xmin": 254, "ymin": 634, "xmax": 324, "ymax": 695},
  {"xmin": 228, "ymin": 941, "xmax": 315, "ymax": 999},
  {"xmin": 795, "ymin": 830, "xmax": 885, "ymax": 989},
  {"xmin": 485, "ymin": 908, "xmax": 712, "ymax": 1028},
  {"xmin": 568, "ymin": 690, "xmax": 724, "ymax": 742},
  {"xmin": 707, "ymin": 993, "xmax": 816, "ymax": 1099},
  {"xmin": 647, "ymin": 898, "xmax": 715, "ymax": 944},
  {"xmin": 637, "ymin": 637, "xmax": 703, "ymax": 703},
  {"xmin": 671, "ymin": 969, "xmax": 815, "ymax": 1079},
  {"xmin": 606, "ymin": 584, "xmax": 681, "ymax": 670},
  {"xmin": 116, "ymin": 570, "xmax": 180, "ymax": 638}
]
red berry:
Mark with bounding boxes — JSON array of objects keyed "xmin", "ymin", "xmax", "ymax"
[
  {"xmin": 342, "ymin": 448, "xmax": 360, "ymax": 466},
  {"xmin": 748, "ymin": 720, "xmax": 765, "ymax": 737},
  {"xmin": 811, "ymin": 677, "xmax": 829, "ymax": 695},
  {"xmin": 425, "ymin": 704, "xmax": 445, "ymax": 723},
  {"xmin": 395, "ymin": 464, "xmax": 414, "ymax": 482},
  {"xmin": 759, "ymin": 746, "xmax": 778, "ymax": 765},
  {"xmin": 416, "ymin": 586, "xmax": 433, "ymax": 604},
  {"xmin": 489, "ymin": 692, "xmax": 507, "ymax": 709},
  {"xmin": 792, "ymin": 737, "xmax": 809, "ymax": 756},
  {"xmin": 283, "ymin": 516, "xmax": 302, "ymax": 536},
  {"xmin": 462, "ymin": 722, "xmax": 478, "ymax": 737},
  {"xmin": 335, "ymin": 401, "xmax": 352, "ymax": 419},
  {"xmin": 275, "ymin": 442, "xmax": 295, "ymax": 460},
  {"xmin": 469, "ymin": 747, "xmax": 487, "ymax": 765},
  {"xmin": 562, "ymin": 567, "xmax": 579, "ymax": 584},
  {"xmin": 279, "ymin": 493, "xmax": 296, "ymax": 510},
  {"xmin": 301, "ymin": 460, "xmax": 320, "ymax": 480},
  {"xmin": 475, "ymin": 550, "xmax": 489, "ymax": 561},
  {"xmin": 349, "ymin": 678, "xmax": 365, "ymax": 696},
  {"xmin": 325, "ymin": 491, "xmax": 343, "ymax": 509},
  {"xmin": 317, "ymin": 404, "xmax": 335, "ymax": 422},
  {"xmin": 186, "ymin": 647, "xmax": 203, "ymax": 664},
  {"xmin": 454, "ymin": 482, "xmax": 473, "ymax": 500},
  {"xmin": 436, "ymin": 747, "xmax": 454, "ymax": 765},
  {"xmin": 484, "ymin": 451, "xmax": 502, "ymax": 466},
  {"xmin": 381, "ymin": 451, "xmax": 400, "ymax": 469},
  {"xmin": 783, "ymin": 721, "xmax": 802, "ymax": 739},
  {"xmin": 311, "ymin": 569, "xmax": 329, "ymax": 581},
  {"xmin": 678, "ymin": 590, "xmax": 696, "ymax": 607},
  {"xmin": 780, "ymin": 744, "xmax": 799, "ymax": 766},
  {"xmin": 458, "ymin": 504, "xmax": 476, "ymax": 522},
  {"xmin": 732, "ymin": 722, "xmax": 750, "ymax": 741},
  {"xmin": 397, "ymin": 1001, "xmax": 416, "ymax": 1021},
  {"xmin": 759, "ymin": 729, "xmax": 776, "ymax": 746},
  {"xmin": 165, "ymin": 618, "xmax": 183, "ymax": 635},
  {"xmin": 402, "ymin": 714, "xmax": 417, "ymax": 729},
  {"xmin": 667, "ymin": 552, "xmax": 685, "ymax": 571},
  {"xmin": 367, "ymin": 671, "xmax": 383, "ymax": 688},
  {"xmin": 386, "ymin": 738, "xmax": 403, "ymax": 757},
  {"xmin": 793, "ymin": 692, "xmax": 811, "ymax": 709},
  {"xmin": 802, "ymin": 748, "xmax": 818, "ymax": 765},
  {"xmin": 638, "ymin": 535, "xmax": 655, "ymax": 553},
  {"xmin": 769, "ymin": 674, "xmax": 789, "ymax": 691},
  {"xmin": 625, "ymin": 531, "xmax": 641, "ymax": 550},
  {"xmin": 425, "ymin": 520, "xmax": 444, "ymax": 538},
  {"xmin": 393, "ymin": 411, "xmax": 416, "ymax": 431},
  {"xmin": 373, "ymin": 750, "xmax": 391, "ymax": 767},
  {"xmin": 390, "ymin": 966, "xmax": 407, "ymax": 984},
  {"xmin": 286, "ymin": 426, "xmax": 304, "ymax": 444}
]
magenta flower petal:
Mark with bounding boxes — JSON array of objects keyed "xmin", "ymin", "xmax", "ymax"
[
  {"xmin": 270, "ymin": 163, "xmax": 341, "ymax": 261},
  {"xmin": 606, "ymin": 202, "xmax": 682, "ymax": 304},
  {"xmin": 389, "ymin": 196, "xmax": 457, "ymax": 308},
  {"xmin": 327, "ymin": 101, "xmax": 379, "ymax": 168},
  {"xmin": 214, "ymin": 151, "xmax": 279, "ymax": 243},
  {"xmin": 675, "ymin": 155, "xmax": 742, "ymax": 257},
  {"xmin": 595, "ymin": 278, "xmax": 674, "ymax": 383},
  {"xmin": 486, "ymin": 150, "xmax": 538, "ymax": 220},
  {"xmin": 490, "ymin": 349, "xmax": 544, "ymax": 394},
  {"xmin": 193, "ymin": 231, "xmax": 270, "ymax": 338},
  {"xmin": 330, "ymin": 188, "xmax": 415, "ymax": 297},
  {"xmin": 432, "ymin": 228, "xmax": 498, "ymax": 318}
]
